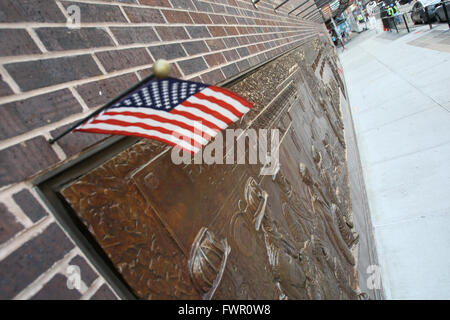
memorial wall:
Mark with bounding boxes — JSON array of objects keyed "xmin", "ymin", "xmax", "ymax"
[{"xmin": 0, "ymin": 0, "xmax": 380, "ymax": 299}]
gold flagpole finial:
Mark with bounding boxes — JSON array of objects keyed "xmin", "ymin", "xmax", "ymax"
[{"xmin": 153, "ymin": 59, "xmax": 171, "ymax": 79}]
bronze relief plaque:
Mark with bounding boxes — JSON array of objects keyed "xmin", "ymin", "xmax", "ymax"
[
  {"xmin": 60, "ymin": 37, "xmax": 363, "ymax": 300},
  {"xmin": 131, "ymin": 150, "xmax": 247, "ymax": 257}
]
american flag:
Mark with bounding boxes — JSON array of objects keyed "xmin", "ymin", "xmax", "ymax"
[{"xmin": 75, "ymin": 77, "xmax": 254, "ymax": 154}]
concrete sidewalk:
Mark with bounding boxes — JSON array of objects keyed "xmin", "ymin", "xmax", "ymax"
[{"xmin": 340, "ymin": 25, "xmax": 450, "ymax": 299}]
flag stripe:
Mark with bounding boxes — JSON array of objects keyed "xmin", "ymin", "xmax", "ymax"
[
  {"xmin": 176, "ymin": 104, "xmax": 229, "ymax": 129},
  {"xmin": 101, "ymin": 110, "xmax": 214, "ymax": 141},
  {"xmin": 76, "ymin": 127, "xmax": 197, "ymax": 154},
  {"xmin": 169, "ymin": 108, "xmax": 223, "ymax": 132},
  {"xmin": 201, "ymin": 87, "xmax": 251, "ymax": 114},
  {"xmin": 104, "ymin": 107, "xmax": 218, "ymax": 137},
  {"xmin": 207, "ymin": 86, "xmax": 254, "ymax": 109},
  {"xmin": 187, "ymin": 95, "xmax": 239, "ymax": 123},
  {"xmin": 93, "ymin": 114, "xmax": 209, "ymax": 145},
  {"xmin": 88, "ymin": 118, "xmax": 204, "ymax": 149},
  {"xmin": 78, "ymin": 122, "xmax": 200, "ymax": 153},
  {"xmin": 180, "ymin": 100, "xmax": 233, "ymax": 126},
  {"xmin": 195, "ymin": 92, "xmax": 244, "ymax": 118}
]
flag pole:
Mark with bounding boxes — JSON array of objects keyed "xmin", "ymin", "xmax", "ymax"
[{"xmin": 48, "ymin": 60, "xmax": 171, "ymax": 145}]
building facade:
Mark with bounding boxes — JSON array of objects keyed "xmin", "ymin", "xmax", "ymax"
[{"xmin": 0, "ymin": 0, "xmax": 380, "ymax": 300}]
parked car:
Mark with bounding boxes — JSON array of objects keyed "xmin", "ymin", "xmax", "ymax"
[
  {"xmin": 411, "ymin": 0, "xmax": 442, "ymax": 23},
  {"xmin": 435, "ymin": 1, "xmax": 450, "ymax": 22}
]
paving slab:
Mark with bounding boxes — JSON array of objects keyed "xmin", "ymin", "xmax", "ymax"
[{"xmin": 340, "ymin": 25, "xmax": 450, "ymax": 299}]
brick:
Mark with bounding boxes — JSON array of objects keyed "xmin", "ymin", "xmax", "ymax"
[
  {"xmin": 209, "ymin": 14, "xmax": 226, "ymax": 24},
  {"xmin": 110, "ymin": 27, "xmax": 159, "ymax": 45},
  {"xmin": 255, "ymin": 53, "xmax": 266, "ymax": 64},
  {"xmin": 237, "ymin": 58, "xmax": 251, "ymax": 72},
  {"xmin": 224, "ymin": 15, "xmax": 238, "ymax": 24},
  {"xmin": 188, "ymin": 76, "xmax": 202, "ymax": 82},
  {"xmin": 203, "ymin": 52, "xmax": 226, "ymax": 68},
  {"xmin": 35, "ymin": 28, "xmax": 114, "ymax": 52},
  {"xmin": 257, "ymin": 43, "xmax": 265, "ymax": 51},
  {"xmin": 254, "ymin": 26, "xmax": 263, "ymax": 33},
  {"xmin": 138, "ymin": 63, "xmax": 182, "ymax": 78},
  {"xmin": 237, "ymin": 46, "xmax": 251, "ymax": 58},
  {"xmin": 90, "ymin": 284, "xmax": 117, "ymax": 300},
  {"xmin": 154, "ymin": 26, "xmax": 190, "ymax": 41},
  {"xmin": 237, "ymin": 36, "xmax": 250, "ymax": 46},
  {"xmin": 182, "ymin": 41, "xmax": 209, "ymax": 55},
  {"xmin": 178, "ymin": 57, "xmax": 208, "ymax": 75},
  {"xmin": 205, "ymin": 39, "xmax": 226, "ymax": 51},
  {"xmin": 161, "ymin": 9, "xmax": 193, "ymax": 24},
  {"xmin": 226, "ymin": 6, "xmax": 239, "ymax": 15},
  {"xmin": 244, "ymin": 8, "xmax": 255, "ymax": 15},
  {"xmin": 224, "ymin": 26, "xmax": 239, "ymax": 36},
  {"xmin": 264, "ymin": 41, "xmax": 274, "ymax": 49},
  {"xmin": 267, "ymin": 48, "xmax": 278, "ymax": 58},
  {"xmin": 0, "ymin": 223, "xmax": 74, "ymax": 299},
  {"xmin": 0, "ymin": 89, "xmax": 82, "ymax": 140},
  {"xmin": 262, "ymin": 34, "xmax": 271, "ymax": 42},
  {"xmin": 31, "ymin": 274, "xmax": 81, "ymax": 300},
  {"xmin": 123, "ymin": 7, "xmax": 165, "ymax": 23},
  {"xmin": 169, "ymin": 0, "xmax": 196, "ymax": 10},
  {"xmin": 211, "ymin": 3, "xmax": 226, "ymax": 13},
  {"xmin": 5, "ymin": 55, "xmax": 102, "ymax": 92},
  {"xmin": 136, "ymin": 68, "xmax": 152, "ymax": 78},
  {"xmin": 212, "ymin": 0, "xmax": 228, "ymax": 5},
  {"xmin": 92, "ymin": 0, "xmax": 137, "ymax": 2},
  {"xmin": 248, "ymin": 55, "xmax": 261, "ymax": 67},
  {"xmin": 221, "ymin": 63, "xmax": 240, "ymax": 78},
  {"xmin": 193, "ymin": 1, "xmax": 214, "ymax": 12},
  {"xmin": 0, "ymin": 76, "xmax": 13, "ymax": 97},
  {"xmin": 248, "ymin": 44, "xmax": 259, "ymax": 54},
  {"xmin": 149, "ymin": 43, "xmax": 186, "ymax": 61},
  {"xmin": 247, "ymin": 35, "xmax": 263, "ymax": 43},
  {"xmin": 76, "ymin": 73, "xmax": 139, "ymax": 109},
  {"xmin": 169, "ymin": 64, "xmax": 183, "ymax": 78},
  {"xmin": 207, "ymin": 26, "xmax": 227, "ymax": 37},
  {"xmin": 237, "ymin": 17, "xmax": 249, "ymax": 25},
  {"xmin": 61, "ymin": 1, "xmax": 127, "ymax": 23},
  {"xmin": 0, "ymin": 203, "xmax": 23, "ymax": 245},
  {"xmin": 51, "ymin": 121, "xmax": 109, "ymax": 157},
  {"xmin": 12, "ymin": 189, "xmax": 47, "ymax": 223},
  {"xmin": 186, "ymin": 26, "xmax": 211, "ymax": 39},
  {"xmin": 139, "ymin": 0, "xmax": 172, "ymax": 6},
  {"xmin": 247, "ymin": 35, "xmax": 259, "ymax": 43},
  {"xmin": 201, "ymin": 69, "xmax": 225, "ymax": 85},
  {"xmin": 222, "ymin": 49, "xmax": 240, "ymax": 62},
  {"xmin": 0, "ymin": 0, "xmax": 66, "ymax": 23},
  {"xmin": 189, "ymin": 12, "xmax": 213, "ymax": 24},
  {"xmin": 249, "ymin": 26, "xmax": 259, "ymax": 34},
  {"xmin": 0, "ymin": 29, "xmax": 40, "ymax": 56},
  {"xmin": 223, "ymin": 37, "xmax": 239, "ymax": 48},
  {"xmin": 95, "ymin": 48, "xmax": 153, "ymax": 73},
  {"xmin": 0, "ymin": 136, "xmax": 60, "ymax": 187},
  {"xmin": 253, "ymin": 35, "xmax": 263, "ymax": 42},
  {"xmin": 108, "ymin": 0, "xmax": 137, "ymax": 3},
  {"xmin": 69, "ymin": 256, "xmax": 98, "ymax": 287},
  {"xmin": 237, "ymin": 26, "xmax": 249, "ymax": 34}
]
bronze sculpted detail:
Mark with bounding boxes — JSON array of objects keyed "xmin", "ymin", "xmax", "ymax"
[
  {"xmin": 244, "ymin": 177, "xmax": 268, "ymax": 231},
  {"xmin": 188, "ymin": 227, "xmax": 231, "ymax": 300},
  {"xmin": 61, "ymin": 36, "xmax": 367, "ymax": 299}
]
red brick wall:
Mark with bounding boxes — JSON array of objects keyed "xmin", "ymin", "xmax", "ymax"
[{"xmin": 0, "ymin": 0, "xmax": 324, "ymax": 299}]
